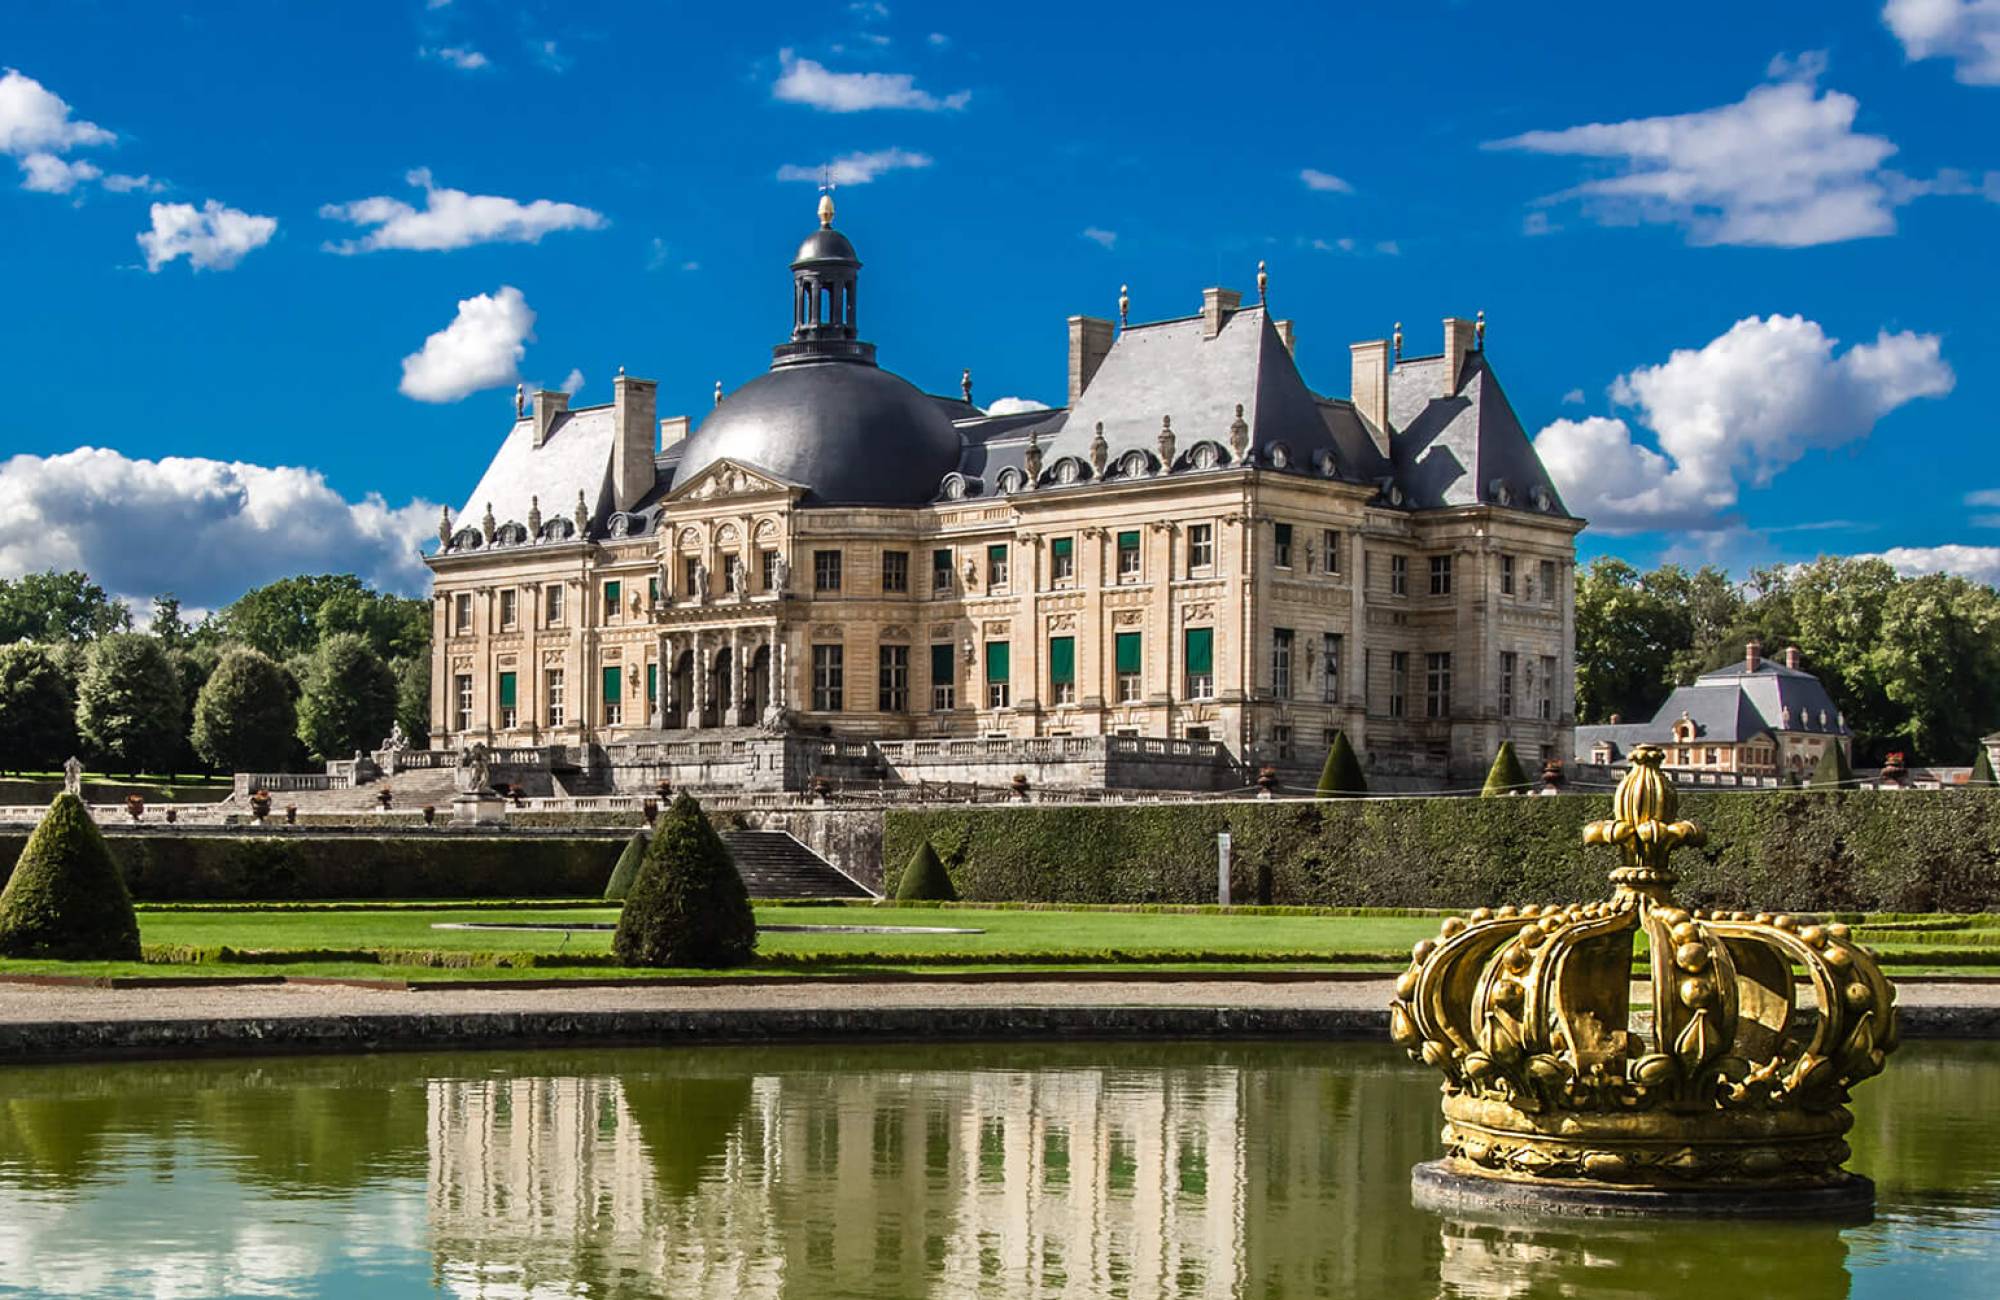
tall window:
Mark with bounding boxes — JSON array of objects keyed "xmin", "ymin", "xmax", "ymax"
[
  {"xmin": 1539, "ymin": 559, "xmax": 1558, "ymax": 604},
  {"xmin": 1184, "ymin": 627, "xmax": 1214, "ymax": 699},
  {"xmin": 453, "ymin": 592, "xmax": 472, "ymax": 634},
  {"xmin": 1390, "ymin": 555, "xmax": 1408, "ymax": 597},
  {"xmin": 546, "ymin": 669, "xmax": 566, "ymax": 727},
  {"xmin": 930, "ymin": 643, "xmax": 956, "ymax": 710},
  {"xmin": 1429, "ymin": 555, "xmax": 1452, "ymax": 596},
  {"xmin": 646, "ymin": 663, "xmax": 657, "ymax": 711},
  {"xmin": 1117, "ymin": 530, "xmax": 1141, "ymax": 582},
  {"xmin": 497, "ymin": 671, "xmax": 518, "ymax": 730},
  {"xmin": 881, "ymin": 550, "xmax": 909, "ymax": 594},
  {"xmin": 1187, "ymin": 523, "xmax": 1213, "ymax": 572},
  {"xmin": 1274, "ymin": 724, "xmax": 1296, "ymax": 761},
  {"xmin": 1115, "ymin": 631, "xmax": 1142, "ymax": 702},
  {"xmin": 1389, "ymin": 652, "xmax": 1408, "ymax": 718},
  {"xmin": 1539, "ymin": 654, "xmax": 1557, "ymax": 719},
  {"xmin": 814, "ymin": 550, "xmax": 842, "ymax": 592},
  {"xmin": 878, "ymin": 644, "xmax": 908, "ymax": 712},
  {"xmin": 1051, "ymin": 536, "xmax": 1075, "ymax": 583},
  {"xmin": 1426, "ymin": 652, "xmax": 1452, "ymax": 718},
  {"xmin": 1049, "ymin": 635, "xmax": 1076, "ymax": 705},
  {"xmin": 683, "ymin": 556, "xmax": 701, "ymax": 598},
  {"xmin": 932, "ymin": 548, "xmax": 953, "ymax": 593},
  {"xmin": 761, "ymin": 549, "xmax": 779, "ymax": 592},
  {"xmin": 1500, "ymin": 555, "xmax": 1516, "ymax": 596},
  {"xmin": 647, "ymin": 575, "xmax": 660, "ymax": 607},
  {"xmin": 1500, "ymin": 651, "xmax": 1517, "ymax": 718},
  {"xmin": 602, "ymin": 665, "xmax": 623, "ymax": 726},
  {"xmin": 812, "ymin": 644, "xmax": 844, "ymax": 711},
  {"xmin": 1322, "ymin": 633, "xmax": 1342, "ymax": 703},
  {"xmin": 545, "ymin": 585, "xmax": 564, "ymax": 625},
  {"xmin": 606, "ymin": 581, "xmax": 624, "ymax": 621},
  {"xmin": 1272, "ymin": 628, "xmax": 1294, "ymax": 699},
  {"xmin": 987, "ymin": 544, "xmax": 1009, "ymax": 590},
  {"xmin": 1274, "ymin": 523, "xmax": 1294, "ymax": 569},
  {"xmin": 1322, "ymin": 529, "xmax": 1342, "ymax": 575},
  {"xmin": 499, "ymin": 588, "xmax": 518, "ymax": 629},
  {"xmin": 454, "ymin": 673, "xmax": 472, "ymax": 732},
  {"xmin": 985, "ymin": 641, "xmax": 1011, "ymax": 708}
]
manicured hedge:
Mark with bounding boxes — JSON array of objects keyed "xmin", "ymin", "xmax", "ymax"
[
  {"xmin": 882, "ymin": 791, "xmax": 2000, "ymax": 913},
  {"xmin": 0, "ymin": 833, "xmax": 617, "ymax": 901}
]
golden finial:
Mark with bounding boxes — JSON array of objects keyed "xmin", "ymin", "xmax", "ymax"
[
  {"xmin": 1257, "ymin": 259, "xmax": 1268, "ymax": 304},
  {"xmin": 1584, "ymin": 743, "xmax": 1704, "ymax": 898},
  {"xmin": 1475, "ymin": 309, "xmax": 1486, "ymax": 350},
  {"xmin": 817, "ymin": 190, "xmax": 836, "ymax": 229},
  {"xmin": 1392, "ymin": 321, "xmax": 1403, "ymax": 361},
  {"xmin": 1118, "ymin": 284, "xmax": 1129, "ymax": 329}
]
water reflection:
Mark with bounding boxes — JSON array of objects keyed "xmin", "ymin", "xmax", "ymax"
[{"xmin": 0, "ymin": 1042, "xmax": 1995, "ymax": 1298}]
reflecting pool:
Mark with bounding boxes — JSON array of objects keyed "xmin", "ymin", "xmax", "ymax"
[{"xmin": 0, "ymin": 1040, "xmax": 1995, "ymax": 1298}]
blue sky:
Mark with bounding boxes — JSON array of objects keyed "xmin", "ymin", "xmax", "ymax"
[{"xmin": 2, "ymin": 0, "xmax": 1997, "ymax": 610}]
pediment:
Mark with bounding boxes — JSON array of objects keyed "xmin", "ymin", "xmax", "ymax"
[{"xmin": 668, "ymin": 457, "xmax": 807, "ymax": 503}]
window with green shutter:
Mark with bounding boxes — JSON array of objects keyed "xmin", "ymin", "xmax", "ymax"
[
  {"xmin": 1115, "ymin": 631, "xmax": 1142, "ymax": 701},
  {"xmin": 930, "ymin": 642, "xmax": 956, "ymax": 710},
  {"xmin": 604, "ymin": 580, "xmax": 621, "ymax": 614},
  {"xmin": 987, "ymin": 543, "xmax": 1009, "ymax": 589},
  {"xmin": 498, "ymin": 671, "xmax": 518, "ymax": 707},
  {"xmin": 646, "ymin": 663, "xmax": 657, "ymax": 702},
  {"xmin": 1117, "ymin": 530, "xmax": 1142, "ymax": 581},
  {"xmin": 1051, "ymin": 535, "xmax": 1075, "ymax": 582},
  {"xmin": 932, "ymin": 548, "xmax": 953, "ymax": 592},
  {"xmin": 601, "ymin": 665, "xmax": 623, "ymax": 724},
  {"xmin": 985, "ymin": 640, "xmax": 1011, "ymax": 707},
  {"xmin": 1049, "ymin": 635, "xmax": 1075, "ymax": 704},
  {"xmin": 1183, "ymin": 628, "xmax": 1213, "ymax": 699}
]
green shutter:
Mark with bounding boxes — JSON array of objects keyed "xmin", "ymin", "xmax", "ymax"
[
  {"xmin": 497, "ymin": 671, "xmax": 517, "ymax": 708},
  {"xmin": 1051, "ymin": 536, "xmax": 1073, "ymax": 561},
  {"xmin": 1115, "ymin": 631, "xmax": 1141, "ymax": 674},
  {"xmin": 1184, "ymin": 628, "xmax": 1213, "ymax": 675},
  {"xmin": 933, "ymin": 547, "xmax": 951, "ymax": 570},
  {"xmin": 988, "ymin": 543, "xmax": 1006, "ymax": 565},
  {"xmin": 985, "ymin": 641, "xmax": 1010, "ymax": 683},
  {"xmin": 646, "ymin": 663, "xmax": 657, "ymax": 701},
  {"xmin": 1117, "ymin": 530, "xmax": 1140, "ymax": 551},
  {"xmin": 931, "ymin": 642, "xmax": 954, "ymax": 686},
  {"xmin": 1049, "ymin": 636, "xmax": 1075, "ymax": 685},
  {"xmin": 602, "ymin": 665, "xmax": 621, "ymax": 704},
  {"xmin": 605, "ymin": 580, "xmax": 621, "ymax": 607}
]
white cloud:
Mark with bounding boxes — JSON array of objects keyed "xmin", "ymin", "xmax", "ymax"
[
  {"xmin": 137, "ymin": 199, "xmax": 277, "ymax": 272},
  {"xmin": 1522, "ymin": 210, "xmax": 1558, "ymax": 236},
  {"xmin": 1300, "ymin": 168, "xmax": 1353, "ymax": 193},
  {"xmin": 18, "ymin": 151, "xmax": 99, "ymax": 193},
  {"xmin": 1884, "ymin": 0, "xmax": 2000, "ymax": 85},
  {"xmin": 1532, "ymin": 314, "xmax": 1954, "ymax": 532},
  {"xmin": 983, "ymin": 396, "xmax": 1050, "ymax": 416},
  {"xmin": 1081, "ymin": 227, "xmax": 1117, "ymax": 249},
  {"xmin": 0, "ymin": 68, "xmax": 112, "ymax": 157},
  {"xmin": 99, "ymin": 172, "xmax": 161, "ymax": 194},
  {"xmin": 560, "ymin": 368, "xmax": 585, "ymax": 397},
  {"xmin": 1489, "ymin": 63, "xmax": 1911, "ymax": 246},
  {"xmin": 1968, "ymin": 488, "xmax": 2000, "ymax": 506},
  {"xmin": 851, "ymin": 1, "xmax": 891, "ymax": 17},
  {"xmin": 0, "ymin": 447, "xmax": 439, "ymax": 606},
  {"xmin": 399, "ymin": 286, "xmax": 535, "ymax": 403},
  {"xmin": 320, "ymin": 168, "xmax": 606, "ymax": 253},
  {"xmin": 532, "ymin": 39, "xmax": 571, "ymax": 73},
  {"xmin": 927, "ymin": 32, "xmax": 951, "ymax": 47},
  {"xmin": 1561, "ymin": 388, "xmax": 1586, "ymax": 405},
  {"xmin": 772, "ymin": 49, "xmax": 969, "ymax": 111},
  {"xmin": 1863, "ymin": 544, "xmax": 2000, "ymax": 587},
  {"xmin": 420, "ymin": 45, "xmax": 490, "ymax": 71},
  {"xmin": 776, "ymin": 148, "xmax": 932, "ymax": 185}
]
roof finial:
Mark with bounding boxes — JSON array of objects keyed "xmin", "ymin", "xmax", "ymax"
[
  {"xmin": 527, "ymin": 495, "xmax": 542, "ymax": 535},
  {"xmin": 1118, "ymin": 283, "xmax": 1130, "ymax": 329},
  {"xmin": 714, "ymin": 379, "xmax": 724, "ymax": 407},
  {"xmin": 1475, "ymin": 309, "xmax": 1486, "ymax": 350},
  {"xmin": 1392, "ymin": 321, "xmax": 1403, "ymax": 362},
  {"xmin": 481, "ymin": 502, "xmax": 496, "ymax": 544},
  {"xmin": 438, "ymin": 504, "xmax": 452, "ymax": 548},
  {"xmin": 617, "ymin": 364, "xmax": 625, "ymax": 377},
  {"xmin": 817, "ymin": 188, "xmax": 836, "ymax": 229},
  {"xmin": 574, "ymin": 490, "xmax": 589, "ymax": 533},
  {"xmin": 961, "ymin": 367, "xmax": 973, "ymax": 404},
  {"xmin": 1257, "ymin": 259, "xmax": 1268, "ymax": 305},
  {"xmin": 515, "ymin": 382, "xmax": 525, "ymax": 418}
]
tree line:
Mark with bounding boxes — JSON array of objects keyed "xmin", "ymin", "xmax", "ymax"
[
  {"xmin": 0, "ymin": 572, "xmax": 429, "ymax": 778},
  {"xmin": 1575, "ymin": 555, "xmax": 2000, "ymax": 765}
]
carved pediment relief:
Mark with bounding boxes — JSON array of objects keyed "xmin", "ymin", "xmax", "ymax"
[{"xmin": 668, "ymin": 457, "xmax": 801, "ymax": 504}]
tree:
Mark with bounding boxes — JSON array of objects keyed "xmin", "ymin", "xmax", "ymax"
[
  {"xmin": 0, "ymin": 644, "xmax": 79, "ymax": 774},
  {"xmin": 192, "ymin": 649, "xmax": 299, "ymax": 773},
  {"xmin": 603, "ymin": 831, "xmax": 650, "ymax": 902},
  {"xmin": 149, "ymin": 594, "xmax": 193, "ymax": 651},
  {"xmin": 296, "ymin": 633, "xmax": 397, "ymax": 760},
  {"xmin": 1316, "ymin": 730, "xmax": 1367, "ymax": 796},
  {"xmin": 894, "ymin": 839, "xmax": 959, "ymax": 901},
  {"xmin": 1971, "ymin": 746, "xmax": 1998, "ymax": 788},
  {"xmin": 167, "ymin": 644, "xmax": 218, "ymax": 775},
  {"xmin": 1481, "ymin": 741, "xmax": 1530, "ymax": 797},
  {"xmin": 1810, "ymin": 742, "xmax": 1855, "ymax": 789},
  {"xmin": 74, "ymin": 633, "xmax": 184, "ymax": 776},
  {"xmin": 1861, "ymin": 573, "xmax": 2000, "ymax": 764},
  {"xmin": 392, "ymin": 654, "xmax": 432, "ymax": 749},
  {"xmin": 1573, "ymin": 558, "xmax": 1685, "ymax": 723},
  {"xmin": 0, "ymin": 570, "xmax": 131, "ymax": 643},
  {"xmin": 0, "ymin": 792, "xmax": 142, "ymax": 960},
  {"xmin": 612, "ymin": 792, "xmax": 756, "ymax": 968},
  {"xmin": 215, "ymin": 574, "xmax": 426, "ymax": 664}
]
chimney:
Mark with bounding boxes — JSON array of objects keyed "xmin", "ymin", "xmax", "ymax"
[
  {"xmin": 1442, "ymin": 317, "xmax": 1477, "ymax": 397},
  {"xmin": 658, "ymin": 415, "xmax": 689, "ymax": 448},
  {"xmin": 1609, "ymin": 712, "xmax": 1622, "ymax": 725},
  {"xmin": 1067, "ymin": 314, "xmax": 1114, "ymax": 404},
  {"xmin": 1275, "ymin": 319, "xmax": 1295, "ymax": 355},
  {"xmin": 1201, "ymin": 286, "xmax": 1242, "ymax": 339},
  {"xmin": 1745, "ymin": 640, "xmax": 1763, "ymax": 674},
  {"xmin": 531, "ymin": 389, "xmax": 569, "ymax": 449},
  {"xmin": 1349, "ymin": 338, "xmax": 1391, "ymax": 456},
  {"xmin": 611, "ymin": 374, "xmax": 657, "ymax": 511},
  {"xmin": 1784, "ymin": 645, "xmax": 1801, "ymax": 671}
]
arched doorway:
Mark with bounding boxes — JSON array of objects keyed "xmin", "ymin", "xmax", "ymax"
[
  {"xmin": 706, "ymin": 646, "xmax": 732, "ymax": 728},
  {"xmin": 666, "ymin": 651, "xmax": 694, "ymax": 729}
]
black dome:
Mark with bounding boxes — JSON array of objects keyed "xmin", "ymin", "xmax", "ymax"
[
  {"xmin": 678, "ymin": 361, "xmax": 961, "ymax": 506},
  {"xmin": 794, "ymin": 228, "xmax": 858, "ymax": 265}
]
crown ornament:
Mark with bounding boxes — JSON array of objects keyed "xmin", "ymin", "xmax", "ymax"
[{"xmin": 1392, "ymin": 745, "xmax": 1899, "ymax": 1210}]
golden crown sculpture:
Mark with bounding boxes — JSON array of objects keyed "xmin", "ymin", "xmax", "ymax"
[{"xmin": 1390, "ymin": 745, "xmax": 1899, "ymax": 1201}]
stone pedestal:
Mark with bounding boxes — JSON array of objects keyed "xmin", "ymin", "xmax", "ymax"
[{"xmin": 451, "ymin": 791, "xmax": 507, "ymax": 827}]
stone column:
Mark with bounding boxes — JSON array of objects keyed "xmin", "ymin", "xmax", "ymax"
[
  {"xmin": 692, "ymin": 634, "xmax": 709, "ymax": 730},
  {"xmin": 773, "ymin": 627, "xmax": 788, "ymax": 711},
  {"xmin": 653, "ymin": 632, "xmax": 671, "ymax": 727}
]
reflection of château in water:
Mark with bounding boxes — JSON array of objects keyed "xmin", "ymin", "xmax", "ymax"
[{"xmin": 424, "ymin": 1049, "xmax": 1433, "ymax": 1299}]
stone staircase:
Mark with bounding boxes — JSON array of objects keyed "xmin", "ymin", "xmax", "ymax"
[{"xmin": 720, "ymin": 830, "xmax": 873, "ymax": 899}]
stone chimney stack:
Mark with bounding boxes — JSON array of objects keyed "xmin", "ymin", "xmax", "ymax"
[
  {"xmin": 1745, "ymin": 640, "xmax": 1764, "ymax": 674},
  {"xmin": 1275, "ymin": 319, "xmax": 1296, "ymax": 355},
  {"xmin": 1442, "ymin": 317, "xmax": 1478, "ymax": 397},
  {"xmin": 611, "ymin": 374, "xmax": 657, "ymax": 511},
  {"xmin": 658, "ymin": 415, "xmax": 689, "ymax": 448},
  {"xmin": 1201, "ymin": 287, "xmax": 1242, "ymax": 340},
  {"xmin": 1067, "ymin": 314, "xmax": 1114, "ymax": 404},
  {"xmin": 1784, "ymin": 645, "xmax": 1802, "ymax": 671},
  {"xmin": 531, "ymin": 389, "xmax": 569, "ymax": 449},
  {"xmin": 1349, "ymin": 338, "xmax": 1391, "ymax": 456}
]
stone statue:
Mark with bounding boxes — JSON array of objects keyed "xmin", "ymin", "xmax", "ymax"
[
  {"xmin": 692, "ymin": 561, "xmax": 710, "ymax": 603},
  {"xmin": 62, "ymin": 755, "xmax": 83, "ymax": 797},
  {"xmin": 385, "ymin": 720, "xmax": 408, "ymax": 752},
  {"xmin": 759, "ymin": 703, "xmax": 790, "ymax": 735},
  {"xmin": 727, "ymin": 557, "xmax": 745, "ymax": 596},
  {"xmin": 771, "ymin": 554, "xmax": 791, "ymax": 592},
  {"xmin": 455, "ymin": 742, "xmax": 492, "ymax": 794}
]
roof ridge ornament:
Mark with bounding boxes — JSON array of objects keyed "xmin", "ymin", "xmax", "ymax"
[
  {"xmin": 1229, "ymin": 403, "xmax": 1249, "ymax": 459},
  {"xmin": 1256, "ymin": 260, "xmax": 1268, "ymax": 305},
  {"xmin": 1393, "ymin": 321, "xmax": 1403, "ymax": 362},
  {"xmin": 1118, "ymin": 284, "xmax": 1129, "ymax": 330},
  {"xmin": 817, "ymin": 188, "xmax": 835, "ymax": 229},
  {"xmin": 1475, "ymin": 309, "xmax": 1487, "ymax": 350}
]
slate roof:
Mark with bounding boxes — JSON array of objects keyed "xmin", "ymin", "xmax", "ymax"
[
  {"xmin": 1575, "ymin": 655, "xmax": 1848, "ymax": 764},
  {"xmin": 455, "ymin": 405, "xmax": 616, "ymax": 537},
  {"xmin": 1390, "ymin": 353, "xmax": 1570, "ymax": 514}
]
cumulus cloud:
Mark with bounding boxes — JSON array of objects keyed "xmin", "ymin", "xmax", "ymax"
[
  {"xmin": 1489, "ymin": 62, "xmax": 1913, "ymax": 246},
  {"xmin": 18, "ymin": 151, "xmax": 99, "ymax": 193},
  {"xmin": 399, "ymin": 286, "xmax": 535, "ymax": 403},
  {"xmin": 983, "ymin": 396, "xmax": 1050, "ymax": 416},
  {"xmin": 1532, "ymin": 314, "xmax": 1954, "ymax": 532},
  {"xmin": 320, "ymin": 168, "xmax": 606, "ymax": 253},
  {"xmin": 772, "ymin": 49, "xmax": 969, "ymax": 111},
  {"xmin": 137, "ymin": 199, "xmax": 277, "ymax": 271},
  {"xmin": 777, "ymin": 148, "xmax": 932, "ymax": 185},
  {"xmin": 0, "ymin": 68, "xmax": 112, "ymax": 157},
  {"xmin": 419, "ymin": 45, "xmax": 490, "ymax": 71},
  {"xmin": 1884, "ymin": 0, "xmax": 2000, "ymax": 85},
  {"xmin": 1863, "ymin": 544, "xmax": 2000, "ymax": 587},
  {"xmin": 1968, "ymin": 488, "xmax": 2000, "ymax": 506},
  {"xmin": 0, "ymin": 447, "xmax": 439, "ymax": 606},
  {"xmin": 1080, "ymin": 227, "xmax": 1117, "ymax": 249},
  {"xmin": 560, "ymin": 368, "xmax": 585, "ymax": 397},
  {"xmin": 1300, "ymin": 168, "xmax": 1353, "ymax": 193},
  {"xmin": 99, "ymin": 171, "xmax": 161, "ymax": 194}
]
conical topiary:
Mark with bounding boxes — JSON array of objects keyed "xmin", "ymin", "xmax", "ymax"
[
  {"xmin": 894, "ymin": 839, "xmax": 959, "ymax": 901},
  {"xmin": 1971, "ymin": 746, "xmax": 1998, "ymax": 788},
  {"xmin": 0, "ymin": 793, "xmax": 142, "ymax": 960},
  {"xmin": 603, "ymin": 830, "xmax": 650, "ymax": 902},
  {"xmin": 1810, "ymin": 742, "xmax": 1854, "ymax": 789},
  {"xmin": 1316, "ymin": 730, "xmax": 1367, "ymax": 797},
  {"xmin": 1481, "ymin": 741, "xmax": 1531, "ymax": 797},
  {"xmin": 612, "ymin": 792, "xmax": 756, "ymax": 968}
]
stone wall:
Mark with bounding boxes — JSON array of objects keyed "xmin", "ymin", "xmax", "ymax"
[{"xmin": 743, "ymin": 808, "xmax": 886, "ymax": 890}]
